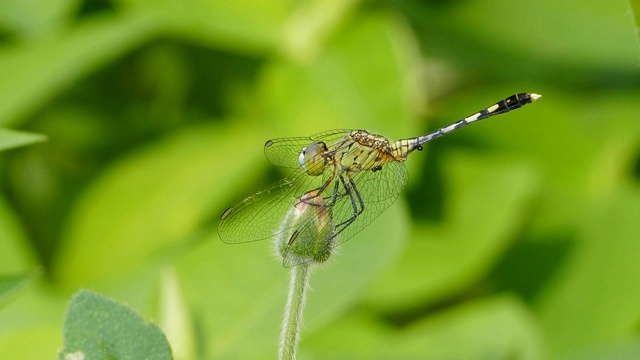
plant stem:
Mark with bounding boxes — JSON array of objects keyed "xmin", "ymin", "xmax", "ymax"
[{"xmin": 279, "ymin": 262, "xmax": 312, "ymax": 360}]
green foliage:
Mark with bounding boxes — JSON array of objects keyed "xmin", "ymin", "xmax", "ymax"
[
  {"xmin": 0, "ymin": 0, "xmax": 639, "ymax": 359},
  {"xmin": 59, "ymin": 290, "xmax": 172, "ymax": 360}
]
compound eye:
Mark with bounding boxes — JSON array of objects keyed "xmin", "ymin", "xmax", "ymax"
[
  {"xmin": 298, "ymin": 141, "xmax": 327, "ymax": 176},
  {"xmin": 298, "ymin": 147, "xmax": 307, "ymax": 169}
]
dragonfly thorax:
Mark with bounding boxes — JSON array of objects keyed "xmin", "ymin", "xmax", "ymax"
[
  {"xmin": 336, "ymin": 130, "xmax": 394, "ymax": 172},
  {"xmin": 349, "ymin": 130, "xmax": 391, "ymax": 149}
]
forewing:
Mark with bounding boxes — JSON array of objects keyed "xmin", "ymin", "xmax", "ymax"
[{"xmin": 264, "ymin": 129, "xmax": 351, "ymax": 168}]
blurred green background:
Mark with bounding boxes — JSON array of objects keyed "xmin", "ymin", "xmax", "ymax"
[{"xmin": 1, "ymin": 0, "xmax": 639, "ymax": 359}]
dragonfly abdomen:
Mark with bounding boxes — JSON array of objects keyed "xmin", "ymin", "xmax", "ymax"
[{"xmin": 389, "ymin": 138, "xmax": 420, "ymax": 161}]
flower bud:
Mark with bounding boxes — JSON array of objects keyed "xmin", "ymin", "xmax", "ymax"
[{"xmin": 276, "ymin": 189, "xmax": 335, "ymax": 266}]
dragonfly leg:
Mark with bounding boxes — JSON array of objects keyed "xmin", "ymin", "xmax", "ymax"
[
  {"xmin": 332, "ymin": 173, "xmax": 365, "ymax": 236},
  {"xmin": 346, "ymin": 174, "xmax": 365, "ymax": 216},
  {"xmin": 329, "ymin": 175, "xmax": 340, "ymax": 205},
  {"xmin": 299, "ymin": 165, "xmax": 339, "ymax": 206}
]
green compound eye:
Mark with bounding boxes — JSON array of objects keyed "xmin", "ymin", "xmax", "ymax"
[{"xmin": 298, "ymin": 141, "xmax": 327, "ymax": 176}]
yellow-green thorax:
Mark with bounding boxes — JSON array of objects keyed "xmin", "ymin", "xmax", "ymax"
[{"xmin": 299, "ymin": 130, "xmax": 415, "ymax": 177}]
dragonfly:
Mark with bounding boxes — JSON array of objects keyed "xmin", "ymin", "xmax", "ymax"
[{"xmin": 219, "ymin": 92, "xmax": 540, "ymax": 267}]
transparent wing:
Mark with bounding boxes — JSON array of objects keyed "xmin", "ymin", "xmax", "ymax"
[
  {"xmin": 218, "ymin": 166, "xmax": 326, "ymax": 244},
  {"xmin": 281, "ymin": 158, "xmax": 408, "ymax": 267},
  {"xmin": 330, "ymin": 160, "xmax": 408, "ymax": 247},
  {"xmin": 264, "ymin": 129, "xmax": 351, "ymax": 168},
  {"xmin": 219, "ymin": 130, "xmax": 352, "ymax": 244}
]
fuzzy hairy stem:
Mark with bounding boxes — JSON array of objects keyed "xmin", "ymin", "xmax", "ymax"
[{"xmin": 279, "ymin": 263, "xmax": 312, "ymax": 360}]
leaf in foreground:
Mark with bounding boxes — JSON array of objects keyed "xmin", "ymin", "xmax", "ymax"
[{"xmin": 59, "ymin": 290, "xmax": 172, "ymax": 360}]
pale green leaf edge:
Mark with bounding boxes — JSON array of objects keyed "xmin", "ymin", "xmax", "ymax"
[
  {"xmin": 0, "ymin": 128, "xmax": 46, "ymax": 151},
  {"xmin": 0, "ymin": 270, "xmax": 40, "ymax": 308}
]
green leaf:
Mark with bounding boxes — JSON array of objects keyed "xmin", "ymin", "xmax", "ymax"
[
  {"xmin": 0, "ymin": 271, "xmax": 38, "ymax": 308},
  {"xmin": 53, "ymin": 120, "xmax": 266, "ymax": 290},
  {"xmin": 0, "ymin": 11, "xmax": 161, "ymax": 127},
  {"xmin": 59, "ymin": 290, "xmax": 172, "ymax": 360},
  {"xmin": 299, "ymin": 309, "xmax": 396, "ymax": 359},
  {"xmin": 0, "ymin": 194, "xmax": 37, "ymax": 272},
  {"xmin": 120, "ymin": 0, "xmax": 290, "ymax": 53},
  {"xmin": 258, "ymin": 11, "xmax": 423, "ymax": 137},
  {"xmin": 0, "ymin": 128, "xmax": 46, "ymax": 151},
  {"xmin": 422, "ymin": 0, "xmax": 638, "ymax": 70},
  {"xmin": 400, "ymin": 295, "xmax": 544, "ymax": 360},
  {"xmin": 301, "ymin": 295, "xmax": 544, "ymax": 359},
  {"xmin": 0, "ymin": 0, "xmax": 76, "ymax": 38},
  {"xmin": 535, "ymin": 188, "xmax": 640, "ymax": 358}
]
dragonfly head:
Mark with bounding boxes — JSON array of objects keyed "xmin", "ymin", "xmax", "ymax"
[{"xmin": 299, "ymin": 141, "xmax": 328, "ymax": 176}]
